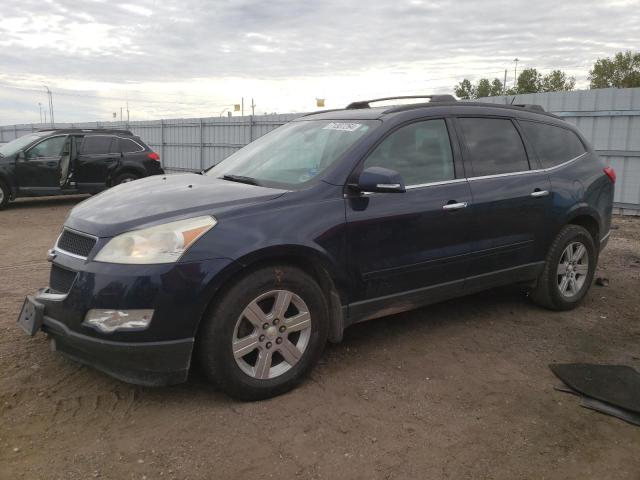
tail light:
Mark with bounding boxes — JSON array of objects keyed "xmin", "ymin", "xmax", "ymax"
[
  {"xmin": 148, "ymin": 152, "xmax": 160, "ymax": 161},
  {"xmin": 603, "ymin": 166, "xmax": 616, "ymax": 183}
]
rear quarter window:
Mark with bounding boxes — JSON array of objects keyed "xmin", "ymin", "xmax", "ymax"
[
  {"xmin": 458, "ymin": 117, "xmax": 529, "ymax": 177},
  {"xmin": 120, "ymin": 138, "xmax": 145, "ymax": 154},
  {"xmin": 519, "ymin": 121, "xmax": 586, "ymax": 168}
]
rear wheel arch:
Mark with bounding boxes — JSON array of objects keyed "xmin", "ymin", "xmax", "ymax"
[
  {"xmin": 109, "ymin": 166, "xmax": 146, "ymax": 186},
  {"xmin": 566, "ymin": 211, "xmax": 601, "ymax": 248}
]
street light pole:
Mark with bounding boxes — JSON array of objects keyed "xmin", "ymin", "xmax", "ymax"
[
  {"xmin": 43, "ymin": 85, "xmax": 54, "ymax": 126},
  {"xmin": 38, "ymin": 102, "xmax": 42, "ymax": 123},
  {"xmin": 513, "ymin": 58, "xmax": 520, "ymax": 91}
]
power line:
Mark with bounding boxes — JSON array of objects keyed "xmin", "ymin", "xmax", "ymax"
[{"xmin": 0, "ymin": 82, "xmax": 233, "ymax": 108}]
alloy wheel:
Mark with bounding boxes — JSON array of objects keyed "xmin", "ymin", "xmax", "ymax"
[
  {"xmin": 557, "ymin": 241, "xmax": 589, "ymax": 298},
  {"xmin": 232, "ymin": 290, "xmax": 312, "ymax": 380}
]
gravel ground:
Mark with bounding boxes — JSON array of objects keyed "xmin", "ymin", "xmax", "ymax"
[{"xmin": 1, "ymin": 196, "xmax": 639, "ymax": 480}]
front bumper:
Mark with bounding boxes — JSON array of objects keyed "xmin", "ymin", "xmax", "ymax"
[
  {"xmin": 44, "ymin": 314, "xmax": 193, "ymax": 386},
  {"xmin": 26, "ymin": 254, "xmax": 234, "ymax": 386}
]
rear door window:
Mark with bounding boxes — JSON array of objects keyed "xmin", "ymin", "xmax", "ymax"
[
  {"xmin": 519, "ymin": 121, "xmax": 586, "ymax": 168},
  {"xmin": 363, "ymin": 119, "xmax": 455, "ymax": 186},
  {"xmin": 80, "ymin": 136, "xmax": 116, "ymax": 155},
  {"xmin": 120, "ymin": 138, "xmax": 144, "ymax": 153},
  {"xmin": 458, "ymin": 117, "xmax": 529, "ymax": 177}
]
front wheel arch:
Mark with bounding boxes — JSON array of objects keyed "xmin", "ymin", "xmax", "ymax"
[{"xmin": 195, "ymin": 248, "xmax": 346, "ymax": 346}]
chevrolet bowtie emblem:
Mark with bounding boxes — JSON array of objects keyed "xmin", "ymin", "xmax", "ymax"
[{"xmin": 47, "ymin": 249, "xmax": 57, "ymax": 262}]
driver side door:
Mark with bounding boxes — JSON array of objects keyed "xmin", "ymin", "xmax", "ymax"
[
  {"xmin": 345, "ymin": 118, "xmax": 474, "ymax": 321},
  {"xmin": 16, "ymin": 135, "xmax": 68, "ymax": 191}
]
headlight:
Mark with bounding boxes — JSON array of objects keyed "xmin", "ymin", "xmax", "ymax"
[{"xmin": 94, "ymin": 216, "xmax": 216, "ymax": 264}]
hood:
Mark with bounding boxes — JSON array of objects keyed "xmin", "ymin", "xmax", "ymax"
[{"xmin": 65, "ymin": 173, "xmax": 287, "ymax": 237}]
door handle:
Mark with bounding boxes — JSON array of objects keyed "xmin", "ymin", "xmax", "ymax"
[
  {"xmin": 46, "ymin": 161, "xmax": 57, "ymax": 167},
  {"xmin": 442, "ymin": 201, "xmax": 468, "ymax": 211},
  {"xmin": 530, "ymin": 190, "xmax": 550, "ymax": 198}
]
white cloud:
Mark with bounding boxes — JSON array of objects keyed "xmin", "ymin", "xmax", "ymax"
[
  {"xmin": 0, "ymin": 0, "xmax": 637, "ymax": 124},
  {"xmin": 119, "ymin": 3, "xmax": 153, "ymax": 16}
]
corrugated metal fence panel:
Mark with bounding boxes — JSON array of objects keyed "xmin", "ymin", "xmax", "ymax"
[
  {"xmin": 0, "ymin": 114, "xmax": 303, "ymax": 173},
  {"xmin": 477, "ymin": 88, "xmax": 640, "ymax": 214}
]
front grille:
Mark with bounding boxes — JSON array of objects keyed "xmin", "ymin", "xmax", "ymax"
[
  {"xmin": 49, "ymin": 265, "xmax": 77, "ymax": 294},
  {"xmin": 57, "ymin": 229, "xmax": 97, "ymax": 258}
]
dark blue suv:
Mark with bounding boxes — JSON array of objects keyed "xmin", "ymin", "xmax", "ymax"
[{"xmin": 18, "ymin": 96, "xmax": 615, "ymax": 400}]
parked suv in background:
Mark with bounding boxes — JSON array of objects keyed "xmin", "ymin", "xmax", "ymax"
[
  {"xmin": 0, "ymin": 128, "xmax": 163, "ymax": 209},
  {"xmin": 18, "ymin": 96, "xmax": 614, "ymax": 400}
]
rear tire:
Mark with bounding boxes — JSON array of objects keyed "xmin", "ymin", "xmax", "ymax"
[
  {"xmin": 0, "ymin": 180, "xmax": 9, "ymax": 210},
  {"xmin": 197, "ymin": 265, "xmax": 329, "ymax": 401},
  {"xmin": 114, "ymin": 172, "xmax": 140, "ymax": 185},
  {"xmin": 530, "ymin": 225, "xmax": 597, "ymax": 311}
]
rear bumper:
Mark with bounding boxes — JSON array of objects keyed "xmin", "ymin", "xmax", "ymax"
[{"xmin": 43, "ymin": 315, "xmax": 193, "ymax": 386}]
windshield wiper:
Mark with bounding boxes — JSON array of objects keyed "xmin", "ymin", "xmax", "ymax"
[{"xmin": 221, "ymin": 174, "xmax": 260, "ymax": 186}]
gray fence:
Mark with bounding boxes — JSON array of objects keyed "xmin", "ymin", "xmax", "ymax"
[
  {"xmin": 477, "ymin": 87, "xmax": 640, "ymax": 215},
  {"xmin": 0, "ymin": 113, "xmax": 301, "ymax": 173},
  {"xmin": 1, "ymin": 87, "xmax": 639, "ymax": 214}
]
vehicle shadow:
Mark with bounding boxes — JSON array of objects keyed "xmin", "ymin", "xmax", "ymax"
[
  {"xmin": 156, "ymin": 284, "xmax": 536, "ymax": 402},
  {"xmin": 9, "ymin": 195, "xmax": 90, "ymax": 210}
]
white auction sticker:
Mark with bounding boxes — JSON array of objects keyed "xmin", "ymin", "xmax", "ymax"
[{"xmin": 322, "ymin": 122, "xmax": 362, "ymax": 132}]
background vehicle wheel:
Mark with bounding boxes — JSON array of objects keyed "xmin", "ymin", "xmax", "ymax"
[
  {"xmin": 114, "ymin": 172, "xmax": 140, "ymax": 185},
  {"xmin": 530, "ymin": 225, "xmax": 597, "ymax": 311},
  {"xmin": 197, "ymin": 265, "xmax": 329, "ymax": 401},
  {"xmin": 0, "ymin": 180, "xmax": 9, "ymax": 210}
]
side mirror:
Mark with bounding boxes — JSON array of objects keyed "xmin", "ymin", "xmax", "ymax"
[
  {"xmin": 15, "ymin": 150, "xmax": 25, "ymax": 162},
  {"xmin": 354, "ymin": 166, "xmax": 406, "ymax": 193}
]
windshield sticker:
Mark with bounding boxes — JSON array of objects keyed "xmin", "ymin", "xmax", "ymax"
[{"xmin": 323, "ymin": 122, "xmax": 362, "ymax": 132}]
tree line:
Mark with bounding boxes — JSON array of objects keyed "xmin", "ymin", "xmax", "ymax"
[{"xmin": 454, "ymin": 50, "xmax": 640, "ymax": 99}]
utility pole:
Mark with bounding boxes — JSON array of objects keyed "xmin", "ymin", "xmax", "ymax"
[
  {"xmin": 513, "ymin": 58, "xmax": 520, "ymax": 91},
  {"xmin": 251, "ymin": 98, "xmax": 256, "ymax": 116},
  {"xmin": 120, "ymin": 107, "xmax": 123, "ymax": 122},
  {"xmin": 126, "ymin": 99, "xmax": 130, "ymax": 123},
  {"xmin": 503, "ymin": 69, "xmax": 507, "ymax": 96},
  {"xmin": 241, "ymin": 97, "xmax": 244, "ymax": 117},
  {"xmin": 44, "ymin": 85, "xmax": 54, "ymax": 126}
]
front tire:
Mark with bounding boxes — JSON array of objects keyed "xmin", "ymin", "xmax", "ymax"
[
  {"xmin": 197, "ymin": 265, "xmax": 329, "ymax": 401},
  {"xmin": 0, "ymin": 180, "xmax": 9, "ymax": 210},
  {"xmin": 530, "ymin": 225, "xmax": 597, "ymax": 311}
]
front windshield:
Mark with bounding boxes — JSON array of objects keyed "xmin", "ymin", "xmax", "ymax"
[
  {"xmin": 207, "ymin": 119, "xmax": 379, "ymax": 187},
  {"xmin": 0, "ymin": 132, "xmax": 49, "ymax": 157}
]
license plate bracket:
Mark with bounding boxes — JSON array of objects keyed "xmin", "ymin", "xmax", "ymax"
[{"xmin": 17, "ymin": 296, "xmax": 45, "ymax": 336}]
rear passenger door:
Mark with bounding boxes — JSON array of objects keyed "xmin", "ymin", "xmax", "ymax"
[
  {"xmin": 75, "ymin": 135, "xmax": 119, "ymax": 187},
  {"xmin": 456, "ymin": 117, "xmax": 552, "ymax": 289}
]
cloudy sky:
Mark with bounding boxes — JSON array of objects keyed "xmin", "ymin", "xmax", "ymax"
[{"xmin": 0, "ymin": 0, "xmax": 638, "ymax": 124}]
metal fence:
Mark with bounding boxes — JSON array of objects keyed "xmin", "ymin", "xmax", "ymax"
[
  {"xmin": 477, "ymin": 87, "xmax": 640, "ymax": 215},
  {"xmin": 1, "ymin": 87, "xmax": 639, "ymax": 214},
  {"xmin": 0, "ymin": 113, "xmax": 301, "ymax": 173}
]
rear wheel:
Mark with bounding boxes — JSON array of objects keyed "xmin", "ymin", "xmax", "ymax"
[
  {"xmin": 197, "ymin": 265, "xmax": 329, "ymax": 400},
  {"xmin": 114, "ymin": 172, "xmax": 140, "ymax": 185},
  {"xmin": 0, "ymin": 180, "xmax": 9, "ymax": 210},
  {"xmin": 530, "ymin": 225, "xmax": 597, "ymax": 311}
]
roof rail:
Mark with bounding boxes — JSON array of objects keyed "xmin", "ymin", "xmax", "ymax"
[
  {"xmin": 346, "ymin": 95, "xmax": 456, "ymax": 109},
  {"xmin": 512, "ymin": 104, "xmax": 546, "ymax": 112},
  {"xmin": 36, "ymin": 128, "xmax": 134, "ymax": 135}
]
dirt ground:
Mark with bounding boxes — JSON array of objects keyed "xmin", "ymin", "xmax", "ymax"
[{"xmin": 0, "ymin": 196, "xmax": 639, "ymax": 480}]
